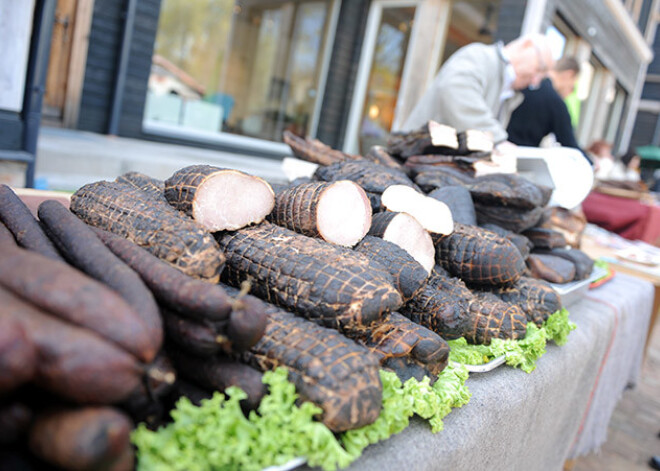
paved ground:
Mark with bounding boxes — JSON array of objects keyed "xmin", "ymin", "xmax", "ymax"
[{"xmin": 571, "ymin": 320, "xmax": 660, "ymax": 471}]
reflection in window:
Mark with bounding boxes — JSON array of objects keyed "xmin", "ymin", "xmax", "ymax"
[
  {"xmin": 440, "ymin": 0, "xmax": 500, "ymax": 66},
  {"xmin": 358, "ymin": 7, "xmax": 415, "ymax": 154},
  {"xmin": 146, "ymin": 0, "xmax": 333, "ymax": 143}
]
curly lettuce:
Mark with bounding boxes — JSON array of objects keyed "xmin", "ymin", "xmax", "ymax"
[
  {"xmin": 132, "ymin": 366, "xmax": 471, "ymax": 471},
  {"xmin": 448, "ymin": 308, "xmax": 576, "ymax": 373},
  {"xmin": 543, "ymin": 308, "xmax": 576, "ymax": 346}
]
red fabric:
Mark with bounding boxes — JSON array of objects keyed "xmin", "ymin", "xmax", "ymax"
[
  {"xmin": 581, "ymin": 191, "xmax": 652, "ymax": 241},
  {"xmin": 639, "ymin": 202, "xmax": 660, "ymax": 246}
]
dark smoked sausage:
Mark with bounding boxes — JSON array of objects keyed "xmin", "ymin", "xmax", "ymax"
[
  {"xmin": 1, "ymin": 287, "xmax": 143, "ymax": 404},
  {"xmin": 0, "ymin": 184, "xmax": 63, "ymax": 260},
  {"xmin": 168, "ymin": 349, "xmax": 266, "ymax": 411},
  {"xmin": 0, "ymin": 316, "xmax": 37, "ymax": 395},
  {"xmin": 0, "ymin": 246, "xmax": 156, "ymax": 363},
  {"xmin": 38, "ymin": 200, "xmax": 163, "ymax": 358},
  {"xmin": 0, "ymin": 220, "xmax": 16, "ymax": 246},
  {"xmin": 28, "ymin": 406, "xmax": 134, "ymax": 471},
  {"xmin": 92, "ymin": 227, "xmax": 233, "ymax": 322}
]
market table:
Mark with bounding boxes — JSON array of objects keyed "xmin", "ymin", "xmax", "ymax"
[
  {"xmin": 300, "ymin": 273, "xmax": 654, "ymax": 471},
  {"xmin": 580, "ymin": 232, "xmax": 660, "ymax": 353}
]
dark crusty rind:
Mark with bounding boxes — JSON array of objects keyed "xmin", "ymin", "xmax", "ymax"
[
  {"xmin": 533, "ymin": 248, "xmax": 594, "ymax": 280},
  {"xmin": 415, "ymin": 170, "xmax": 466, "ymax": 192},
  {"xmin": 346, "ymin": 312, "xmax": 449, "ymax": 383},
  {"xmin": 480, "ymin": 223, "xmax": 533, "ymax": 259},
  {"xmin": 314, "ymin": 160, "xmax": 417, "ymax": 195},
  {"xmin": 480, "ymin": 276, "xmax": 562, "ymax": 326},
  {"xmin": 432, "ymin": 223, "xmax": 525, "ymax": 286},
  {"xmin": 70, "ymin": 180, "xmax": 224, "ymax": 281},
  {"xmin": 467, "ymin": 173, "xmax": 547, "ymax": 209},
  {"xmin": 365, "ymin": 145, "xmax": 405, "ymax": 171},
  {"xmin": 367, "ymin": 211, "xmax": 398, "ymax": 238},
  {"xmin": 426, "ymin": 267, "xmax": 527, "ymax": 344},
  {"xmin": 428, "ymin": 185, "xmax": 477, "ymax": 226},
  {"xmin": 115, "ymin": 172, "xmax": 166, "ymax": 202},
  {"xmin": 268, "ymin": 181, "xmax": 362, "ymax": 241},
  {"xmin": 227, "ymin": 288, "xmax": 382, "ymax": 432},
  {"xmin": 526, "ymin": 254, "xmax": 576, "ymax": 284},
  {"xmin": 354, "ymin": 236, "xmax": 429, "ymax": 301},
  {"xmin": 522, "ymin": 227, "xmax": 568, "ymax": 250},
  {"xmin": 216, "ymin": 222, "xmax": 402, "ymax": 332},
  {"xmin": 475, "ymin": 203, "xmax": 544, "ymax": 233},
  {"xmin": 283, "ymin": 130, "xmax": 356, "ymax": 166}
]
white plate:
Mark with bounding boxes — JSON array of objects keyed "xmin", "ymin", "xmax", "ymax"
[
  {"xmin": 263, "ymin": 457, "xmax": 306, "ymax": 471},
  {"xmin": 450, "ymin": 355, "xmax": 506, "ymax": 373}
]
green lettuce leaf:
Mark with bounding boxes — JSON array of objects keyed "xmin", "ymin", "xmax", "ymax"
[
  {"xmin": 132, "ymin": 366, "xmax": 471, "ymax": 471},
  {"xmin": 543, "ymin": 307, "xmax": 576, "ymax": 346},
  {"xmin": 447, "ymin": 309, "xmax": 576, "ymax": 373}
]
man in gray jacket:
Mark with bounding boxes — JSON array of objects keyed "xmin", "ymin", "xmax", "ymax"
[{"xmin": 402, "ymin": 34, "xmax": 555, "ymax": 150}]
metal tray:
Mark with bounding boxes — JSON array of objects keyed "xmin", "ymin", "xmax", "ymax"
[{"xmin": 548, "ymin": 266, "xmax": 609, "ymax": 307}]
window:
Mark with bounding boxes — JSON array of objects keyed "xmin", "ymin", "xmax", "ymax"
[
  {"xmin": 439, "ymin": 0, "xmax": 500, "ymax": 66},
  {"xmin": 604, "ymin": 83, "xmax": 627, "ymax": 144},
  {"xmin": 145, "ymin": 0, "xmax": 336, "ymax": 147}
]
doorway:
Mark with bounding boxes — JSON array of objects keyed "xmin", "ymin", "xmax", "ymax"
[{"xmin": 42, "ymin": 0, "xmax": 93, "ymax": 127}]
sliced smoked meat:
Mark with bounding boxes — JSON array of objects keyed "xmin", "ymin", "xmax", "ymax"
[
  {"xmin": 268, "ymin": 180, "xmax": 371, "ymax": 247},
  {"xmin": 368, "ymin": 211, "xmax": 435, "ymax": 274},
  {"xmin": 164, "ymin": 165, "xmax": 275, "ymax": 232}
]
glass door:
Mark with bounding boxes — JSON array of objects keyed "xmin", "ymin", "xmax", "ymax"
[{"xmin": 344, "ymin": 0, "xmax": 502, "ymax": 155}]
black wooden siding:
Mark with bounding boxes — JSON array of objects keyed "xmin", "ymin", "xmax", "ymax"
[
  {"xmin": 77, "ymin": 1, "xmax": 122, "ymax": 132},
  {"xmin": 494, "ymin": 0, "xmax": 527, "ymax": 44},
  {"xmin": 77, "ymin": 0, "xmax": 159, "ymax": 136},
  {"xmin": 316, "ymin": 0, "xmax": 370, "ymax": 150},
  {"xmin": 118, "ymin": 0, "xmax": 160, "ymax": 137}
]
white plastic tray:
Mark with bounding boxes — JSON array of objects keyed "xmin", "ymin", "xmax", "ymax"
[
  {"xmin": 514, "ymin": 146, "xmax": 594, "ymax": 209},
  {"xmin": 549, "ymin": 265, "xmax": 608, "ymax": 307},
  {"xmin": 263, "ymin": 457, "xmax": 306, "ymax": 471},
  {"xmin": 450, "ymin": 355, "xmax": 507, "ymax": 373}
]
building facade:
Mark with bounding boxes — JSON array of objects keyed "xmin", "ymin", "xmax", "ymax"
[{"xmin": 2, "ymin": 0, "xmax": 658, "ymax": 184}]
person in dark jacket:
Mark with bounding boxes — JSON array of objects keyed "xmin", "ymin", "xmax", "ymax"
[{"xmin": 507, "ymin": 56, "xmax": 591, "ymax": 163}]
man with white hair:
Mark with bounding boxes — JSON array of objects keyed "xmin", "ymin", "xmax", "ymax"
[{"xmin": 402, "ymin": 34, "xmax": 555, "ymax": 152}]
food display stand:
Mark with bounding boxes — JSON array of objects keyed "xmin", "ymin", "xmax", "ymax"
[
  {"xmin": 3, "ymin": 128, "xmax": 657, "ymax": 470},
  {"xmin": 306, "ymin": 274, "xmax": 653, "ymax": 471}
]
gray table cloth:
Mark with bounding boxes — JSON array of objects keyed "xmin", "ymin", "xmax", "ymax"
[{"xmin": 302, "ymin": 273, "xmax": 654, "ymax": 471}]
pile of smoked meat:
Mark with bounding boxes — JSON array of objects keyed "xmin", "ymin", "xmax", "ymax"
[{"xmin": 0, "ymin": 121, "xmax": 592, "ymax": 470}]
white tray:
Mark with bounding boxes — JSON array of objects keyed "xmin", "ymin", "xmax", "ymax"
[
  {"xmin": 549, "ymin": 265, "xmax": 608, "ymax": 307},
  {"xmin": 263, "ymin": 457, "xmax": 306, "ymax": 471},
  {"xmin": 450, "ymin": 355, "xmax": 506, "ymax": 373}
]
